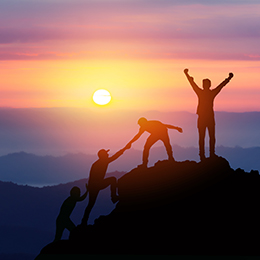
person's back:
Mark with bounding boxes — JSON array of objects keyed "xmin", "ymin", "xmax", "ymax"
[
  {"xmin": 88, "ymin": 158, "xmax": 109, "ymax": 186},
  {"xmin": 142, "ymin": 120, "xmax": 168, "ymax": 136},
  {"xmin": 126, "ymin": 117, "xmax": 183, "ymax": 167},
  {"xmin": 196, "ymin": 88, "xmax": 217, "ymax": 119},
  {"xmin": 58, "ymin": 196, "xmax": 77, "ymax": 219}
]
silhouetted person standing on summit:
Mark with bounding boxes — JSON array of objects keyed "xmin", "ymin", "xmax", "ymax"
[
  {"xmin": 184, "ymin": 68, "xmax": 234, "ymax": 161},
  {"xmin": 127, "ymin": 117, "xmax": 182, "ymax": 167},
  {"xmin": 81, "ymin": 146, "xmax": 129, "ymax": 226}
]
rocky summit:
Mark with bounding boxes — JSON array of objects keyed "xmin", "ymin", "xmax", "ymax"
[{"xmin": 36, "ymin": 156, "xmax": 260, "ymax": 258}]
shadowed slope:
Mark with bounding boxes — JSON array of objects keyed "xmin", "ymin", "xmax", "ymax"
[{"xmin": 36, "ymin": 157, "xmax": 260, "ymax": 258}]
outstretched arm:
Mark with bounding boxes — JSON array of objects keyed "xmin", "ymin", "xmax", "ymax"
[
  {"xmin": 126, "ymin": 128, "xmax": 145, "ymax": 147},
  {"xmin": 184, "ymin": 68, "xmax": 201, "ymax": 95},
  {"xmin": 164, "ymin": 124, "xmax": 183, "ymax": 133},
  {"xmin": 213, "ymin": 72, "xmax": 234, "ymax": 96},
  {"xmin": 78, "ymin": 183, "xmax": 88, "ymax": 202},
  {"xmin": 108, "ymin": 132, "xmax": 141, "ymax": 164},
  {"xmin": 108, "ymin": 145, "xmax": 130, "ymax": 163}
]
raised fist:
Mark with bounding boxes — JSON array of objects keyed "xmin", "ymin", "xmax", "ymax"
[{"xmin": 177, "ymin": 127, "xmax": 183, "ymax": 133}]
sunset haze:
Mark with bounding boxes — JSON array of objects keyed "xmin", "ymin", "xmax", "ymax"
[{"xmin": 0, "ymin": 0, "xmax": 259, "ymax": 112}]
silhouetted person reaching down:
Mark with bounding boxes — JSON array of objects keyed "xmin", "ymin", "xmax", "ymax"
[
  {"xmin": 126, "ymin": 117, "xmax": 183, "ymax": 167},
  {"xmin": 81, "ymin": 146, "xmax": 129, "ymax": 226},
  {"xmin": 54, "ymin": 184, "xmax": 88, "ymax": 241},
  {"xmin": 184, "ymin": 68, "xmax": 234, "ymax": 161}
]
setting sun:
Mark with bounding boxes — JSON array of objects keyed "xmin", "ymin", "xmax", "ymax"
[{"xmin": 93, "ymin": 89, "xmax": 112, "ymax": 105}]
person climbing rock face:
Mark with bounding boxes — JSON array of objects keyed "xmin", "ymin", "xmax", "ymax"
[
  {"xmin": 54, "ymin": 184, "xmax": 88, "ymax": 241},
  {"xmin": 81, "ymin": 145, "xmax": 130, "ymax": 226}
]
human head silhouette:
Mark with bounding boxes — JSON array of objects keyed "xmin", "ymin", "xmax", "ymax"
[
  {"xmin": 97, "ymin": 149, "xmax": 110, "ymax": 159},
  {"xmin": 138, "ymin": 117, "xmax": 147, "ymax": 127},
  {"xmin": 203, "ymin": 79, "xmax": 211, "ymax": 90},
  {"xmin": 70, "ymin": 186, "xmax": 81, "ymax": 199}
]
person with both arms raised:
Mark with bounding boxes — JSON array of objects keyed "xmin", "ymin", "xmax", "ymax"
[{"xmin": 184, "ymin": 68, "xmax": 234, "ymax": 161}]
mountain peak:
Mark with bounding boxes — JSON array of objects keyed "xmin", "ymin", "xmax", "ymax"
[{"xmin": 36, "ymin": 157, "xmax": 260, "ymax": 258}]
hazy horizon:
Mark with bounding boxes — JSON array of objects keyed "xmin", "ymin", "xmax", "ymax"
[
  {"xmin": 0, "ymin": 108, "xmax": 259, "ymax": 156},
  {"xmin": 0, "ymin": 0, "xmax": 260, "ymax": 111},
  {"xmin": 1, "ymin": 145, "xmax": 260, "ymax": 188}
]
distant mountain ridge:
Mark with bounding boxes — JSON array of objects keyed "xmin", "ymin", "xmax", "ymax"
[
  {"xmin": 0, "ymin": 108, "xmax": 260, "ymax": 155},
  {"xmin": 0, "ymin": 171, "xmax": 125, "ymax": 257},
  {"xmin": 0, "ymin": 152, "xmax": 96, "ymax": 186},
  {"xmin": 1, "ymin": 145, "xmax": 260, "ymax": 186}
]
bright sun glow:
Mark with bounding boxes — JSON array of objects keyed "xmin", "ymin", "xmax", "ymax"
[{"xmin": 93, "ymin": 89, "xmax": 112, "ymax": 105}]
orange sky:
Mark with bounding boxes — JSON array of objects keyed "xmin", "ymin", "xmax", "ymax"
[{"xmin": 0, "ymin": 0, "xmax": 260, "ymax": 112}]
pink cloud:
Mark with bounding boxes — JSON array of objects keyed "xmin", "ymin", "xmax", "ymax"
[
  {"xmin": 0, "ymin": 1, "xmax": 259, "ymax": 61},
  {"xmin": 0, "ymin": 48, "xmax": 259, "ymax": 61}
]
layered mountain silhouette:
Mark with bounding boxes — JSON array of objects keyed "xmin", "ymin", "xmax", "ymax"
[
  {"xmin": 0, "ymin": 171, "xmax": 124, "ymax": 258},
  {"xmin": 36, "ymin": 156, "xmax": 260, "ymax": 258},
  {"xmin": 1, "ymin": 108, "xmax": 260, "ymax": 155},
  {"xmin": 1, "ymin": 146, "xmax": 260, "ymax": 186}
]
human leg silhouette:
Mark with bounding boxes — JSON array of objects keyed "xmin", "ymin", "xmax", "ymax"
[
  {"xmin": 82, "ymin": 189, "xmax": 99, "ymax": 226},
  {"xmin": 54, "ymin": 218, "xmax": 65, "ymax": 241},
  {"xmin": 198, "ymin": 117, "xmax": 206, "ymax": 161},
  {"xmin": 161, "ymin": 134, "xmax": 174, "ymax": 161},
  {"xmin": 54, "ymin": 217, "xmax": 76, "ymax": 241},
  {"xmin": 208, "ymin": 121, "xmax": 216, "ymax": 157},
  {"xmin": 102, "ymin": 177, "xmax": 119, "ymax": 203},
  {"xmin": 143, "ymin": 135, "xmax": 159, "ymax": 167},
  {"xmin": 82, "ymin": 177, "xmax": 119, "ymax": 225}
]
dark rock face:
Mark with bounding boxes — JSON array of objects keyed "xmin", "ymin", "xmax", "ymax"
[{"xmin": 36, "ymin": 157, "xmax": 260, "ymax": 258}]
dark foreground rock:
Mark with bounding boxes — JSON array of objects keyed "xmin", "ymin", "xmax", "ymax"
[{"xmin": 35, "ymin": 157, "xmax": 260, "ymax": 258}]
